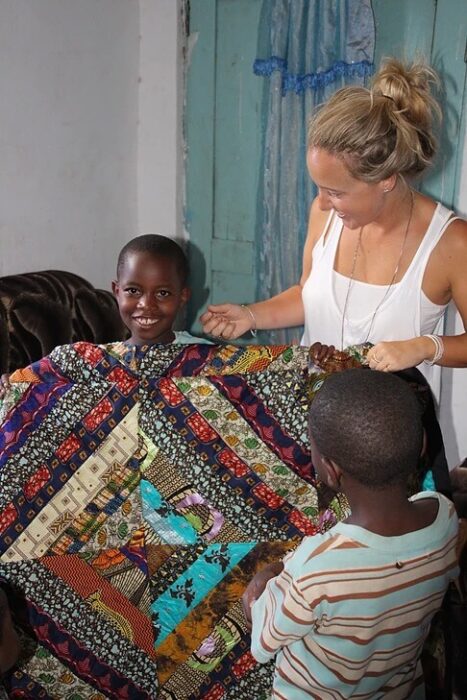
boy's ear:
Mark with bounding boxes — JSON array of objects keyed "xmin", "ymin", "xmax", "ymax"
[
  {"xmin": 111, "ymin": 280, "xmax": 119, "ymax": 297},
  {"xmin": 321, "ymin": 457, "xmax": 343, "ymax": 491},
  {"xmin": 420, "ymin": 428, "xmax": 427, "ymax": 459},
  {"xmin": 180, "ymin": 287, "xmax": 191, "ymax": 305}
]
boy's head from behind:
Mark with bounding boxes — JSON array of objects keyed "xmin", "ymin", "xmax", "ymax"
[
  {"xmin": 112, "ymin": 234, "xmax": 190, "ymax": 345},
  {"xmin": 308, "ymin": 369, "xmax": 423, "ymax": 491}
]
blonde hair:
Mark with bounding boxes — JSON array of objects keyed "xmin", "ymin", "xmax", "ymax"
[{"xmin": 307, "ymin": 58, "xmax": 441, "ymax": 182}]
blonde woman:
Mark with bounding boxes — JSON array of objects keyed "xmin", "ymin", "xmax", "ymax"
[{"xmin": 201, "ymin": 59, "xmax": 467, "ymax": 389}]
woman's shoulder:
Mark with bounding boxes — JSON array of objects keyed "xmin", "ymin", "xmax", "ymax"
[
  {"xmin": 415, "ymin": 192, "xmax": 467, "ymax": 249},
  {"xmin": 436, "ymin": 209, "xmax": 467, "ymax": 259}
]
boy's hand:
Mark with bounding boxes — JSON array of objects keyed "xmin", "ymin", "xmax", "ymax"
[
  {"xmin": 241, "ymin": 561, "xmax": 284, "ymax": 629},
  {"xmin": 310, "ymin": 342, "xmax": 336, "ymax": 368},
  {"xmin": 310, "ymin": 343, "xmax": 359, "ymax": 373},
  {"xmin": 0, "ymin": 373, "xmax": 11, "ymax": 399}
]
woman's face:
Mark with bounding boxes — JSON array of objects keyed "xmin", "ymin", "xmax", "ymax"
[{"xmin": 307, "ymin": 147, "xmax": 388, "ymax": 230}]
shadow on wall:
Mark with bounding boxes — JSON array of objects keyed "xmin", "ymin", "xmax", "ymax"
[{"xmin": 183, "ymin": 240, "xmax": 210, "ymax": 337}]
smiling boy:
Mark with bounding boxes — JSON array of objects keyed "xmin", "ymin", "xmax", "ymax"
[{"xmin": 112, "ymin": 234, "xmax": 210, "ymax": 346}]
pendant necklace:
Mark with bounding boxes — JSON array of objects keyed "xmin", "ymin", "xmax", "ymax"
[{"xmin": 340, "ymin": 189, "xmax": 415, "ymax": 351}]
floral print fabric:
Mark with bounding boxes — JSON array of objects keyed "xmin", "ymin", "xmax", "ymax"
[{"xmin": 0, "ymin": 341, "xmax": 376, "ymax": 698}]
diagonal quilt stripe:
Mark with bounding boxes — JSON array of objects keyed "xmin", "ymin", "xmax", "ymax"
[
  {"xmin": 27, "ymin": 598, "xmax": 156, "ymax": 698},
  {"xmin": 42, "ymin": 553, "xmax": 156, "ymax": 657},
  {"xmin": 208, "ymin": 374, "xmax": 312, "ymax": 478},
  {"xmin": 151, "ymin": 542, "xmax": 256, "ymax": 646},
  {"xmin": 1, "ymin": 404, "xmax": 139, "ymax": 562},
  {"xmin": 175, "ymin": 375, "xmax": 317, "ymax": 512},
  {"xmin": 154, "ymin": 540, "xmax": 293, "ymax": 684}
]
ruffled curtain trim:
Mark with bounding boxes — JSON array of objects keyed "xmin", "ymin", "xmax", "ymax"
[{"xmin": 253, "ymin": 57, "xmax": 374, "ymax": 95}]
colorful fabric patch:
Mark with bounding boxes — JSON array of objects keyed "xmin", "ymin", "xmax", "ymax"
[{"xmin": 0, "ymin": 341, "xmax": 401, "ymax": 698}]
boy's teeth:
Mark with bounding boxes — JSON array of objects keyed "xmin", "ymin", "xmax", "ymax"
[{"xmin": 136, "ymin": 318, "xmax": 158, "ymax": 326}]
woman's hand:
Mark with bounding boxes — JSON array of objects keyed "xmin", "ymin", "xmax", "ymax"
[
  {"xmin": 200, "ymin": 304, "xmax": 254, "ymax": 340},
  {"xmin": 367, "ymin": 337, "xmax": 436, "ymax": 372},
  {"xmin": 241, "ymin": 561, "xmax": 284, "ymax": 628},
  {"xmin": 0, "ymin": 373, "xmax": 11, "ymax": 399}
]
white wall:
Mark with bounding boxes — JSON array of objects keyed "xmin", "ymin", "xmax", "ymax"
[
  {"xmin": 439, "ymin": 112, "xmax": 467, "ymax": 468},
  {"xmin": 138, "ymin": 0, "xmax": 184, "ymax": 243},
  {"xmin": 0, "ymin": 0, "xmax": 183, "ymax": 292}
]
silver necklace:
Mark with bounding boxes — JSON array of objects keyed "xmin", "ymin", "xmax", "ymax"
[{"xmin": 340, "ymin": 190, "xmax": 414, "ymax": 351}]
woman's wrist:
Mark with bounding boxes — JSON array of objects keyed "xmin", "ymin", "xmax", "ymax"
[
  {"xmin": 240, "ymin": 304, "xmax": 258, "ymax": 337},
  {"xmin": 422, "ymin": 334, "xmax": 445, "ymax": 365}
]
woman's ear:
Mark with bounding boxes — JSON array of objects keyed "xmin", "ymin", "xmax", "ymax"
[{"xmin": 380, "ymin": 174, "xmax": 397, "ymax": 194}]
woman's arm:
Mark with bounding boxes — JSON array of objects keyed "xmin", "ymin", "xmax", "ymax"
[
  {"xmin": 368, "ymin": 217, "xmax": 467, "ymax": 371},
  {"xmin": 200, "ymin": 199, "xmax": 327, "ymax": 339}
]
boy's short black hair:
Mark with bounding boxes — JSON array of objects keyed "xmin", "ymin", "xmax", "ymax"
[
  {"xmin": 117, "ymin": 235, "xmax": 189, "ymax": 286},
  {"xmin": 308, "ymin": 368, "xmax": 423, "ymax": 489}
]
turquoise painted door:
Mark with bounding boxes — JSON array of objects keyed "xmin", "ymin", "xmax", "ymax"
[
  {"xmin": 185, "ymin": 0, "xmax": 466, "ymax": 334},
  {"xmin": 184, "ymin": 0, "xmax": 263, "ymax": 335},
  {"xmin": 372, "ymin": 0, "xmax": 467, "ymax": 207}
]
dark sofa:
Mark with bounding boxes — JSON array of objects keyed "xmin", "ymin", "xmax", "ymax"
[{"xmin": 0, "ymin": 270, "xmax": 127, "ymax": 373}]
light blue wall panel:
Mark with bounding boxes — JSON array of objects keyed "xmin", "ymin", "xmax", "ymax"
[
  {"xmin": 214, "ymin": 0, "xmax": 263, "ymax": 244},
  {"xmin": 185, "ymin": 0, "xmax": 262, "ymax": 334},
  {"xmin": 422, "ymin": 0, "xmax": 467, "ymax": 207},
  {"xmin": 373, "ymin": 0, "xmax": 466, "ymax": 208},
  {"xmin": 184, "ymin": 1, "xmax": 216, "ymax": 331},
  {"xmin": 372, "ymin": 0, "xmax": 436, "ymax": 64}
]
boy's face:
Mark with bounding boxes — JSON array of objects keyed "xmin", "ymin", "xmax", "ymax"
[{"xmin": 112, "ymin": 251, "xmax": 190, "ymax": 345}]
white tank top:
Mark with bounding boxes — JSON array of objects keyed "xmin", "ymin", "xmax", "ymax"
[{"xmin": 301, "ymin": 203, "xmax": 456, "ymax": 395}]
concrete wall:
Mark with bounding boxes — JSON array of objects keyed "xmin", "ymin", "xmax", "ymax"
[
  {"xmin": 440, "ymin": 116, "xmax": 467, "ymax": 467},
  {"xmin": 138, "ymin": 0, "xmax": 184, "ymax": 243},
  {"xmin": 0, "ymin": 0, "xmax": 182, "ymax": 291}
]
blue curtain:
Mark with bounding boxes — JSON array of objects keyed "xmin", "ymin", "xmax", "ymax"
[{"xmin": 254, "ymin": 0, "xmax": 375, "ymax": 344}]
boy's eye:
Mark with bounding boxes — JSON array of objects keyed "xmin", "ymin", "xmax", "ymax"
[
  {"xmin": 124, "ymin": 287, "xmax": 140, "ymax": 295},
  {"xmin": 157, "ymin": 290, "xmax": 171, "ymax": 298}
]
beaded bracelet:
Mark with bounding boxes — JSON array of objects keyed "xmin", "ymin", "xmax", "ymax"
[
  {"xmin": 424, "ymin": 334, "xmax": 444, "ymax": 365},
  {"xmin": 240, "ymin": 304, "xmax": 257, "ymax": 338}
]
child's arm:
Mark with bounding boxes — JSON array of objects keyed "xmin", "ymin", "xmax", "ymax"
[
  {"xmin": 249, "ymin": 547, "xmax": 315, "ymax": 664},
  {"xmin": 242, "ymin": 561, "xmax": 284, "ymax": 629}
]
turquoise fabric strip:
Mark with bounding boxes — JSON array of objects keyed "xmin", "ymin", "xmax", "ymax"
[
  {"xmin": 141, "ymin": 479, "xmax": 199, "ymax": 545},
  {"xmin": 151, "ymin": 542, "xmax": 256, "ymax": 646}
]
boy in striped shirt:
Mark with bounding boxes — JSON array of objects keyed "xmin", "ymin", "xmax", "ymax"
[{"xmin": 243, "ymin": 369, "xmax": 458, "ymax": 699}]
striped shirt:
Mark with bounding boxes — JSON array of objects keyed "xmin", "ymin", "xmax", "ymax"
[{"xmin": 251, "ymin": 492, "xmax": 459, "ymax": 699}]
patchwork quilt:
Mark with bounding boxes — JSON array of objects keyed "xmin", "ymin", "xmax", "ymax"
[{"xmin": 0, "ymin": 342, "xmax": 437, "ymax": 699}]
